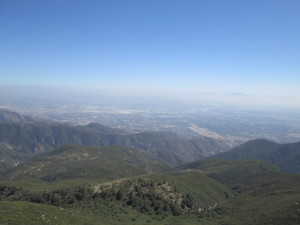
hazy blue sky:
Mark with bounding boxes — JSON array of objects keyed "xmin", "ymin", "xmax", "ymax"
[{"xmin": 1, "ymin": 0, "xmax": 300, "ymax": 106}]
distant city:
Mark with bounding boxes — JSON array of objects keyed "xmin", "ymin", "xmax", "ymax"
[{"xmin": 3, "ymin": 97, "xmax": 300, "ymax": 146}]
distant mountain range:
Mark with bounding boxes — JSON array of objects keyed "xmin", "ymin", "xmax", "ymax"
[
  {"xmin": 211, "ymin": 139, "xmax": 300, "ymax": 173},
  {"xmin": 2, "ymin": 108, "xmax": 300, "ymax": 175},
  {"xmin": 0, "ymin": 108, "xmax": 34, "ymax": 123},
  {"xmin": 0, "ymin": 109, "xmax": 230, "ymax": 171}
]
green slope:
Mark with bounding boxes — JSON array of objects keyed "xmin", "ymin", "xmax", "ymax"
[
  {"xmin": 0, "ymin": 201, "xmax": 101, "ymax": 225},
  {"xmin": 153, "ymin": 171, "xmax": 233, "ymax": 207},
  {"xmin": 0, "ymin": 173, "xmax": 231, "ymax": 224},
  {"xmin": 1, "ymin": 146, "xmax": 300, "ymax": 225},
  {"xmin": 181, "ymin": 157, "xmax": 300, "ymax": 224},
  {"xmin": 213, "ymin": 139, "xmax": 300, "ymax": 173},
  {"xmin": 92, "ymin": 171, "xmax": 233, "ymax": 215},
  {"xmin": 0, "ymin": 201, "xmax": 220, "ymax": 225},
  {"xmin": 1, "ymin": 145, "xmax": 171, "ymax": 182},
  {"xmin": 209, "ymin": 173, "xmax": 300, "ymax": 225},
  {"xmin": 180, "ymin": 158, "xmax": 280, "ymax": 187}
]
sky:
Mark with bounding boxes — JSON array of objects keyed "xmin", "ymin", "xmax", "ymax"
[{"xmin": 1, "ymin": 0, "xmax": 300, "ymax": 107}]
